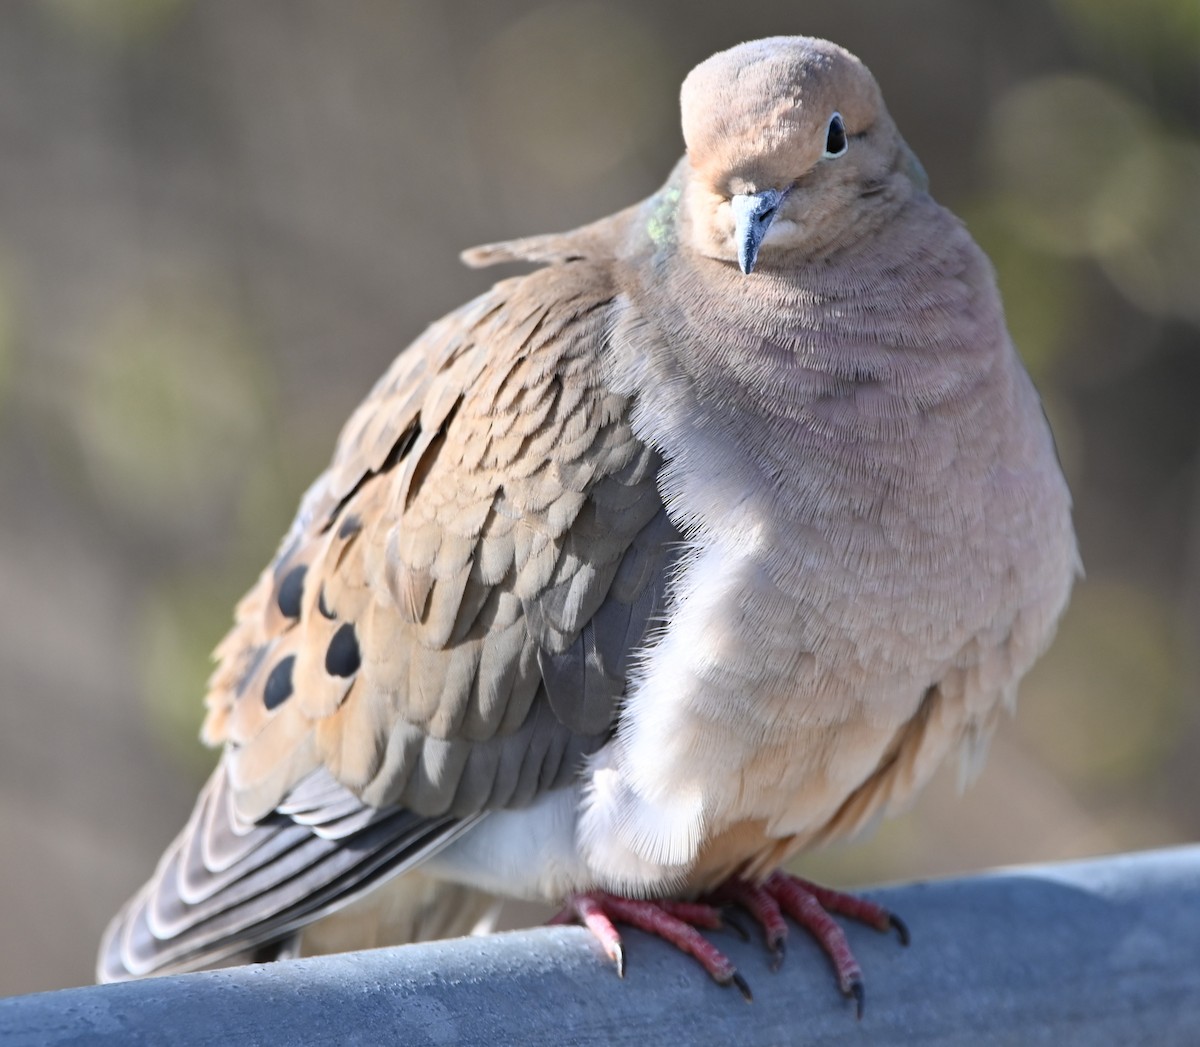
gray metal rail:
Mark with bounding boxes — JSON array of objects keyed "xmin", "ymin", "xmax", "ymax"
[{"xmin": 3, "ymin": 845, "xmax": 1199, "ymax": 1045}]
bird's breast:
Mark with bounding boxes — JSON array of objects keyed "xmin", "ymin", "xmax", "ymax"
[{"xmin": 585, "ymin": 246, "xmax": 1075, "ymax": 890}]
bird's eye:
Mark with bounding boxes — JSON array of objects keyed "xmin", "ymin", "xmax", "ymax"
[{"xmin": 823, "ymin": 112, "xmax": 848, "ymax": 158}]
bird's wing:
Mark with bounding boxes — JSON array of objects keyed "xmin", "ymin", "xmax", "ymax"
[{"xmin": 99, "ymin": 248, "xmax": 682, "ymax": 980}]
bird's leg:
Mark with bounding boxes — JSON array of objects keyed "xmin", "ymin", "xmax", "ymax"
[
  {"xmin": 552, "ymin": 892, "xmax": 753, "ymax": 1000},
  {"xmin": 553, "ymin": 876, "xmax": 905, "ymax": 1015},
  {"xmin": 708, "ymin": 877, "xmax": 789, "ymax": 968},
  {"xmin": 712, "ymin": 871, "xmax": 909, "ymax": 1018}
]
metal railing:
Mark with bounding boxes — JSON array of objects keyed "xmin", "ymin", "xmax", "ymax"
[{"xmin": 2, "ymin": 845, "xmax": 1198, "ymax": 1045}]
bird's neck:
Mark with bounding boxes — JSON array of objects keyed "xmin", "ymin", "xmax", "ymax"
[
  {"xmin": 605, "ymin": 193, "xmax": 1017, "ymax": 533},
  {"xmin": 629, "ymin": 194, "xmax": 1004, "ymax": 412}
]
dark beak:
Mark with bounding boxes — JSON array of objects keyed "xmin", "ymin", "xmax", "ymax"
[{"xmin": 731, "ymin": 188, "xmax": 785, "ymax": 275}]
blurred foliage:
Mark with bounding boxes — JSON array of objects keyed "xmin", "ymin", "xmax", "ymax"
[
  {"xmin": 963, "ymin": 207, "xmax": 1083, "ymax": 380},
  {"xmin": 59, "ymin": 290, "xmax": 308, "ymax": 776},
  {"xmin": 989, "ymin": 77, "xmax": 1162, "ymax": 260},
  {"xmin": 1019, "ymin": 581, "xmax": 1183, "ymax": 788},
  {"xmin": 138, "ymin": 573, "xmax": 239, "ymax": 782},
  {"xmin": 1054, "ymin": 0, "xmax": 1200, "ymax": 66},
  {"xmin": 987, "ymin": 75, "xmax": 1200, "ymax": 327},
  {"xmin": 1105, "ymin": 140, "xmax": 1200, "ymax": 325},
  {"xmin": 0, "ymin": 268, "xmax": 13, "ymax": 419},
  {"xmin": 37, "ymin": 0, "xmax": 191, "ymax": 45},
  {"xmin": 71, "ymin": 294, "xmax": 273, "ymax": 542},
  {"xmin": 468, "ymin": 3, "xmax": 674, "ymax": 197}
]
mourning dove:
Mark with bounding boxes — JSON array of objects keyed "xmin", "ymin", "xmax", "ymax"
[{"xmin": 98, "ymin": 36, "xmax": 1078, "ymax": 1010}]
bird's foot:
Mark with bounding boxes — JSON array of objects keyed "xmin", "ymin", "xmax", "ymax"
[
  {"xmin": 709, "ymin": 871, "xmax": 909, "ymax": 1018},
  {"xmin": 551, "ymin": 891, "xmax": 753, "ymax": 1001}
]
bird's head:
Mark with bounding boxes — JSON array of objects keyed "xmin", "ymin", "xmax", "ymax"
[{"xmin": 678, "ymin": 37, "xmax": 927, "ymax": 274}]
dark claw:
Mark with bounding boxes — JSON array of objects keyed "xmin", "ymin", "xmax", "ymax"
[
  {"xmin": 769, "ymin": 937, "xmax": 786, "ymax": 972},
  {"xmin": 720, "ymin": 909, "xmax": 751, "ymax": 941},
  {"xmin": 888, "ymin": 913, "xmax": 911, "ymax": 947},
  {"xmin": 848, "ymin": 979, "xmax": 865, "ymax": 1020},
  {"xmin": 731, "ymin": 970, "xmax": 754, "ymax": 1002}
]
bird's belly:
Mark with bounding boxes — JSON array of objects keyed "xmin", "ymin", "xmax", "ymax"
[{"xmin": 575, "ymin": 491, "xmax": 1022, "ymax": 892}]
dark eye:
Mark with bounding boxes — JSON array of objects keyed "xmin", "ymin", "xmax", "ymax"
[{"xmin": 823, "ymin": 112, "xmax": 847, "ymax": 158}]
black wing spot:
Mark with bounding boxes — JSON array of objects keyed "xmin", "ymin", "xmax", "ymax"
[
  {"xmin": 276, "ymin": 565, "xmax": 307, "ymax": 620},
  {"xmin": 325, "ymin": 623, "xmax": 361, "ymax": 678},
  {"xmin": 337, "ymin": 514, "xmax": 362, "ymax": 540},
  {"xmin": 263, "ymin": 655, "xmax": 296, "ymax": 710},
  {"xmin": 317, "ymin": 584, "xmax": 337, "ymax": 620}
]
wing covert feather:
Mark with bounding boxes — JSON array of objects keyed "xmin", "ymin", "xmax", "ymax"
[{"xmin": 102, "ymin": 250, "xmax": 681, "ymax": 980}]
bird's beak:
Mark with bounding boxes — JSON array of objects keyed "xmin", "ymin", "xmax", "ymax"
[{"xmin": 731, "ymin": 188, "xmax": 786, "ymax": 275}]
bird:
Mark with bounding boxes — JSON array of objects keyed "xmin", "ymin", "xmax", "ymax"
[{"xmin": 98, "ymin": 35, "xmax": 1079, "ymax": 1014}]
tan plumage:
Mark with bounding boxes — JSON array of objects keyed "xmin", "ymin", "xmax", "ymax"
[{"xmin": 99, "ymin": 36, "xmax": 1077, "ymax": 982}]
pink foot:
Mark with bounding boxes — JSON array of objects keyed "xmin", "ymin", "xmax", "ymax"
[
  {"xmin": 552, "ymin": 891, "xmax": 752, "ymax": 1000},
  {"xmin": 713, "ymin": 872, "xmax": 908, "ymax": 1018}
]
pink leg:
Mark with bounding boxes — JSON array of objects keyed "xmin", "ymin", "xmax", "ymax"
[
  {"xmin": 709, "ymin": 878, "xmax": 788, "ymax": 968},
  {"xmin": 553, "ymin": 892, "xmax": 752, "ymax": 1000},
  {"xmin": 764, "ymin": 873, "xmax": 864, "ymax": 1013},
  {"xmin": 749, "ymin": 871, "xmax": 907, "ymax": 1018},
  {"xmin": 552, "ymin": 876, "xmax": 906, "ymax": 1017},
  {"xmin": 657, "ymin": 899, "xmax": 725, "ymax": 929},
  {"xmin": 786, "ymin": 874, "xmax": 910, "ymax": 943}
]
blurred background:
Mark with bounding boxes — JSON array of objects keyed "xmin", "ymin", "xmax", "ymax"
[{"xmin": 0, "ymin": 0, "xmax": 1197, "ymax": 997}]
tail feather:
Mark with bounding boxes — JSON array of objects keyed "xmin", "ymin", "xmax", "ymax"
[{"xmin": 97, "ymin": 763, "xmax": 477, "ymax": 982}]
